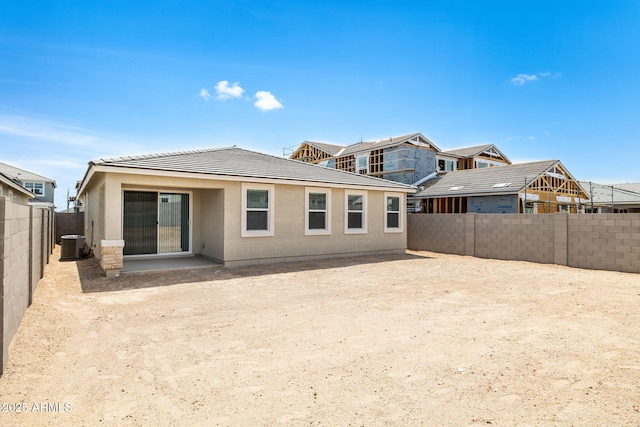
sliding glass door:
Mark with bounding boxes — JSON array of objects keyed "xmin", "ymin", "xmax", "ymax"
[{"xmin": 123, "ymin": 191, "xmax": 190, "ymax": 255}]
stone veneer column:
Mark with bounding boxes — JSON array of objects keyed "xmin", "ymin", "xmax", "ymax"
[{"xmin": 100, "ymin": 240, "xmax": 124, "ymax": 278}]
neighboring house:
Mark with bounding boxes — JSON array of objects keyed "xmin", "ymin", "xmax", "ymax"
[
  {"xmin": 579, "ymin": 182, "xmax": 640, "ymax": 213},
  {"xmin": 288, "ymin": 133, "xmax": 439, "ymax": 185},
  {"xmin": 437, "ymin": 144, "xmax": 511, "ymax": 172},
  {"xmin": 0, "ymin": 171, "xmax": 34, "ymax": 205},
  {"xmin": 288, "ymin": 134, "xmax": 512, "ymax": 186},
  {"xmin": 0, "ymin": 162, "xmax": 56, "ymax": 209},
  {"xmin": 76, "ymin": 146, "xmax": 416, "ymax": 277},
  {"xmin": 413, "ymin": 160, "xmax": 588, "ymax": 214}
]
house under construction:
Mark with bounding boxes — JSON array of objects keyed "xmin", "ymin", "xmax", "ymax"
[
  {"xmin": 286, "ymin": 133, "xmax": 439, "ymax": 185},
  {"xmin": 414, "ymin": 160, "xmax": 589, "ymax": 214},
  {"xmin": 436, "ymin": 144, "xmax": 511, "ymax": 172}
]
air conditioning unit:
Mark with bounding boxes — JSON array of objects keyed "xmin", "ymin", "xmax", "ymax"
[{"xmin": 60, "ymin": 235, "xmax": 86, "ymax": 260}]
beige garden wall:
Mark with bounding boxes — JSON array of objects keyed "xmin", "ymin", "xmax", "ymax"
[
  {"xmin": 408, "ymin": 213, "xmax": 640, "ymax": 274},
  {"xmin": 1, "ymin": 198, "xmax": 53, "ymax": 375}
]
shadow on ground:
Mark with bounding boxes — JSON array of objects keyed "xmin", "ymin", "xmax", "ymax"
[{"xmin": 77, "ymin": 252, "xmax": 434, "ymax": 293}]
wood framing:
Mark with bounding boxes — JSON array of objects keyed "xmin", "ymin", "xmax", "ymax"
[
  {"xmin": 415, "ymin": 160, "xmax": 589, "ymax": 215},
  {"xmin": 290, "ymin": 142, "xmax": 335, "ymax": 164},
  {"xmin": 335, "ymin": 155, "xmax": 355, "ymax": 173}
]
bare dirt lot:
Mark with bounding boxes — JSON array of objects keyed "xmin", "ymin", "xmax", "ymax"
[{"xmin": 2, "ymin": 247, "xmax": 640, "ymax": 426}]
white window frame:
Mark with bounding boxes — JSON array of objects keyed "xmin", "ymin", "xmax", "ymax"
[
  {"xmin": 305, "ymin": 187, "xmax": 331, "ymax": 235},
  {"xmin": 344, "ymin": 190, "xmax": 367, "ymax": 234},
  {"xmin": 384, "ymin": 192, "xmax": 404, "ymax": 233},
  {"xmin": 24, "ymin": 182, "xmax": 45, "ymax": 196},
  {"xmin": 241, "ymin": 183, "xmax": 275, "ymax": 237}
]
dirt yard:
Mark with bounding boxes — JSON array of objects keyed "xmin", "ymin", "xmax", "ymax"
[{"xmin": 1, "ymin": 247, "xmax": 639, "ymax": 426}]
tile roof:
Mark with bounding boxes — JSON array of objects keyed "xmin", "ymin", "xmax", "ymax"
[
  {"xmin": 89, "ymin": 146, "xmax": 416, "ymax": 191},
  {"xmin": 440, "ymin": 144, "xmax": 510, "ymax": 164},
  {"xmin": 579, "ymin": 182, "xmax": 640, "ymax": 205},
  {"xmin": 0, "ymin": 161, "xmax": 56, "ymax": 186},
  {"xmin": 338, "ymin": 133, "xmax": 439, "ymax": 156},
  {"xmin": 440, "ymin": 144, "xmax": 494, "ymax": 158},
  {"xmin": 613, "ymin": 183, "xmax": 640, "ymax": 194},
  {"xmin": 415, "ymin": 160, "xmax": 559, "ymax": 198},
  {"xmin": 0, "ymin": 171, "xmax": 35, "ymax": 197},
  {"xmin": 302, "ymin": 141, "xmax": 345, "ymax": 156}
]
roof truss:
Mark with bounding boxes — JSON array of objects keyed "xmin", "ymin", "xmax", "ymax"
[{"xmin": 290, "ymin": 142, "xmax": 334, "ymax": 164}]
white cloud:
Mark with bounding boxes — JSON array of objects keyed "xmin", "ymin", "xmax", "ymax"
[
  {"xmin": 215, "ymin": 81, "xmax": 244, "ymax": 100},
  {"xmin": 199, "ymin": 88, "xmax": 211, "ymax": 101},
  {"xmin": 254, "ymin": 91, "xmax": 283, "ymax": 111},
  {"xmin": 511, "ymin": 72, "xmax": 561, "ymax": 85},
  {"xmin": 511, "ymin": 74, "xmax": 538, "ymax": 85},
  {"xmin": 0, "ymin": 114, "xmax": 97, "ymax": 145}
]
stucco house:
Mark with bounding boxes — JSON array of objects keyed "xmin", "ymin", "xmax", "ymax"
[
  {"xmin": 0, "ymin": 171, "xmax": 35, "ymax": 205},
  {"xmin": 77, "ymin": 146, "xmax": 416, "ymax": 277},
  {"xmin": 0, "ymin": 162, "xmax": 57, "ymax": 209},
  {"xmin": 288, "ymin": 133, "xmax": 439, "ymax": 185}
]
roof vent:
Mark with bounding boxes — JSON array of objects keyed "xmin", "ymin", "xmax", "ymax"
[
  {"xmin": 448, "ymin": 186, "xmax": 464, "ymax": 191},
  {"xmin": 492, "ymin": 182, "xmax": 511, "ymax": 188}
]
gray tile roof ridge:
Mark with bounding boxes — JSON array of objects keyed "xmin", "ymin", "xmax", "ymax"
[
  {"xmin": 441, "ymin": 144, "xmax": 495, "ymax": 156},
  {"xmin": 234, "ymin": 147, "xmax": 417, "ymax": 189},
  {"xmin": 0, "ymin": 161, "xmax": 56, "ymax": 183},
  {"xmin": 580, "ymin": 181, "xmax": 640, "ymax": 197},
  {"xmin": 94, "ymin": 146, "xmax": 236, "ymax": 164},
  {"xmin": 448, "ymin": 159, "xmax": 557, "ymax": 173},
  {"xmin": 91, "ymin": 145, "xmax": 416, "ymax": 190}
]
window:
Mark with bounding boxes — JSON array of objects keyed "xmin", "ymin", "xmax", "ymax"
[
  {"xmin": 24, "ymin": 182, "xmax": 44, "ymax": 196},
  {"xmin": 384, "ymin": 193, "xmax": 403, "ymax": 232},
  {"xmin": 356, "ymin": 155, "xmax": 368, "ymax": 174},
  {"xmin": 241, "ymin": 183, "xmax": 274, "ymax": 237},
  {"xmin": 438, "ymin": 159, "xmax": 456, "ymax": 172},
  {"xmin": 345, "ymin": 191, "xmax": 367, "ymax": 234},
  {"xmin": 305, "ymin": 188, "xmax": 331, "ymax": 235},
  {"xmin": 525, "ymin": 202, "xmax": 537, "ymax": 214}
]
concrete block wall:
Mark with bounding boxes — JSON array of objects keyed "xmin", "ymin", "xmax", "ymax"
[
  {"xmin": 55, "ymin": 212, "xmax": 84, "ymax": 244},
  {"xmin": 408, "ymin": 214, "xmax": 467, "ymax": 255},
  {"xmin": 568, "ymin": 214, "xmax": 640, "ymax": 274},
  {"xmin": 1, "ymin": 199, "xmax": 32, "ymax": 375},
  {"xmin": 408, "ymin": 213, "xmax": 640, "ymax": 274},
  {"xmin": 474, "ymin": 214, "xmax": 555, "ymax": 264},
  {"xmin": 1, "ymin": 199, "xmax": 53, "ymax": 375}
]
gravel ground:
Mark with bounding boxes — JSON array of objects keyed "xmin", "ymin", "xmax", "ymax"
[{"xmin": 1, "ymin": 246, "xmax": 639, "ymax": 426}]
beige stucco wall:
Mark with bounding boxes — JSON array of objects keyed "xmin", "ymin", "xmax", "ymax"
[
  {"xmin": 0, "ymin": 183, "xmax": 30, "ymax": 206},
  {"xmin": 82, "ymin": 172, "xmax": 106, "ymax": 259},
  {"xmin": 223, "ymin": 184, "xmax": 407, "ymax": 266},
  {"xmin": 81, "ymin": 171, "xmax": 408, "ymax": 267}
]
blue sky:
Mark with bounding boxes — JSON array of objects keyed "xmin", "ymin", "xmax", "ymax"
[{"xmin": 1, "ymin": 0, "xmax": 639, "ymax": 209}]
